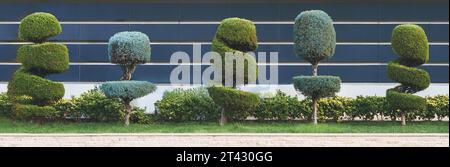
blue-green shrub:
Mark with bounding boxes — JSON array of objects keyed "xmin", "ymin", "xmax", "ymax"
[
  {"xmin": 155, "ymin": 88, "xmax": 220, "ymax": 122},
  {"xmin": 292, "ymin": 76, "xmax": 341, "ymax": 99},
  {"xmin": 108, "ymin": 31, "xmax": 151, "ymax": 65},
  {"xmin": 99, "ymin": 81, "xmax": 156, "ymax": 101},
  {"xmin": 293, "ymin": 10, "xmax": 336, "ymax": 65}
]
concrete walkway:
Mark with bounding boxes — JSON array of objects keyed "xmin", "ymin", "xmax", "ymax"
[{"xmin": 0, "ymin": 133, "xmax": 448, "ymax": 147}]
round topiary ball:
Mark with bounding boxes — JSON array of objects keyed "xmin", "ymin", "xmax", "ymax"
[
  {"xmin": 293, "ymin": 10, "xmax": 336, "ymax": 65},
  {"xmin": 215, "ymin": 17, "xmax": 258, "ymax": 52},
  {"xmin": 18, "ymin": 12, "xmax": 62, "ymax": 42},
  {"xmin": 391, "ymin": 24, "xmax": 429, "ymax": 67},
  {"xmin": 108, "ymin": 31, "xmax": 151, "ymax": 65}
]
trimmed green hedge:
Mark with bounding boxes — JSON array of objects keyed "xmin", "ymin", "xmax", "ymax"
[
  {"xmin": 18, "ymin": 12, "xmax": 62, "ymax": 42},
  {"xmin": 17, "ymin": 43, "xmax": 69, "ymax": 75},
  {"xmin": 386, "ymin": 89, "xmax": 427, "ymax": 112},
  {"xmin": 155, "ymin": 88, "xmax": 220, "ymax": 122},
  {"xmin": 292, "ymin": 76, "xmax": 341, "ymax": 99},
  {"xmin": 11, "ymin": 104, "xmax": 58, "ymax": 120}
]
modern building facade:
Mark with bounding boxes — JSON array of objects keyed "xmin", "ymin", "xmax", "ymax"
[{"xmin": 0, "ymin": 0, "xmax": 448, "ymax": 112}]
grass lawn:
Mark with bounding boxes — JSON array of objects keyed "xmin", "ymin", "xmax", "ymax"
[{"xmin": 0, "ymin": 117, "xmax": 448, "ymax": 133}]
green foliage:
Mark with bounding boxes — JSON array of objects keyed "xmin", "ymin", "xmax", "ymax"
[
  {"xmin": 292, "ymin": 76, "xmax": 341, "ymax": 100},
  {"xmin": 207, "ymin": 86, "xmax": 260, "ymax": 121},
  {"xmin": 387, "ymin": 24, "xmax": 430, "ymax": 124},
  {"xmin": 17, "ymin": 43, "xmax": 69, "ymax": 75},
  {"xmin": 386, "ymin": 89, "xmax": 427, "ymax": 112},
  {"xmin": 387, "ymin": 61, "xmax": 430, "ymax": 91},
  {"xmin": 352, "ymin": 96, "xmax": 387, "ymax": 120},
  {"xmin": 8, "ymin": 69, "xmax": 65, "ymax": 104},
  {"xmin": 108, "ymin": 31, "xmax": 151, "ymax": 65},
  {"xmin": 71, "ymin": 89, "xmax": 125, "ymax": 122},
  {"xmin": 99, "ymin": 81, "xmax": 156, "ymax": 101},
  {"xmin": 211, "ymin": 17, "xmax": 259, "ymax": 87},
  {"xmin": 391, "ymin": 24, "xmax": 429, "ymax": 67},
  {"xmin": 18, "ymin": 12, "xmax": 62, "ymax": 42},
  {"xmin": 11, "ymin": 104, "xmax": 59, "ymax": 120},
  {"xmin": 255, "ymin": 91, "xmax": 310, "ymax": 121},
  {"xmin": 293, "ymin": 10, "xmax": 336, "ymax": 65},
  {"xmin": 0, "ymin": 93, "xmax": 12, "ymax": 117},
  {"xmin": 317, "ymin": 96, "xmax": 354, "ymax": 122},
  {"xmin": 425, "ymin": 95, "xmax": 449, "ymax": 121},
  {"xmin": 155, "ymin": 88, "xmax": 220, "ymax": 122}
]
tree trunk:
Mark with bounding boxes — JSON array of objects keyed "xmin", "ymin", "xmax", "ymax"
[
  {"xmin": 121, "ymin": 64, "xmax": 136, "ymax": 81},
  {"xmin": 312, "ymin": 64, "xmax": 318, "ymax": 76},
  {"xmin": 401, "ymin": 112, "xmax": 406, "ymax": 126},
  {"xmin": 124, "ymin": 100, "xmax": 132, "ymax": 126},
  {"xmin": 219, "ymin": 107, "xmax": 227, "ymax": 126},
  {"xmin": 312, "ymin": 99, "xmax": 318, "ymax": 125}
]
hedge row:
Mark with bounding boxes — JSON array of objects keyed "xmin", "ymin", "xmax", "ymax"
[
  {"xmin": 154, "ymin": 88, "xmax": 449, "ymax": 122},
  {"xmin": 1, "ymin": 89, "xmax": 448, "ymax": 123}
]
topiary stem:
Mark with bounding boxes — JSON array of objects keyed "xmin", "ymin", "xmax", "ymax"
[
  {"xmin": 124, "ymin": 100, "xmax": 132, "ymax": 126},
  {"xmin": 401, "ymin": 112, "xmax": 406, "ymax": 126},
  {"xmin": 120, "ymin": 64, "xmax": 136, "ymax": 81},
  {"xmin": 219, "ymin": 107, "xmax": 228, "ymax": 126},
  {"xmin": 312, "ymin": 99, "xmax": 318, "ymax": 125},
  {"xmin": 312, "ymin": 64, "xmax": 318, "ymax": 76}
]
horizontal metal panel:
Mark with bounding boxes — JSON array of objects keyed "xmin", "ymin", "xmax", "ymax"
[
  {"xmin": 1, "ymin": 24, "xmax": 448, "ymax": 42},
  {"xmin": 1, "ymin": 44, "xmax": 448, "ymax": 63},
  {"xmin": 0, "ymin": 64, "xmax": 447, "ymax": 84},
  {"xmin": 0, "ymin": 3, "xmax": 448, "ymax": 21}
]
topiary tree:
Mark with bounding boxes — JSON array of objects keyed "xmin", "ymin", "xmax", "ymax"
[
  {"xmin": 100, "ymin": 31, "xmax": 156, "ymax": 126},
  {"xmin": 211, "ymin": 17, "xmax": 259, "ymax": 88},
  {"xmin": 291, "ymin": 10, "xmax": 341, "ymax": 125},
  {"xmin": 386, "ymin": 24, "xmax": 430, "ymax": 126},
  {"xmin": 209, "ymin": 18, "xmax": 260, "ymax": 126},
  {"xmin": 7, "ymin": 12, "xmax": 69, "ymax": 120},
  {"xmin": 108, "ymin": 31, "xmax": 151, "ymax": 80},
  {"xmin": 99, "ymin": 81, "xmax": 156, "ymax": 125}
]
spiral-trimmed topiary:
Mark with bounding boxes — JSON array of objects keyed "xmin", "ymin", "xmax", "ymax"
[
  {"xmin": 7, "ymin": 12, "xmax": 68, "ymax": 120},
  {"xmin": 108, "ymin": 31, "xmax": 151, "ymax": 80},
  {"xmin": 387, "ymin": 24, "xmax": 430, "ymax": 126},
  {"xmin": 291, "ymin": 10, "xmax": 341, "ymax": 125},
  {"xmin": 211, "ymin": 17, "xmax": 259, "ymax": 87}
]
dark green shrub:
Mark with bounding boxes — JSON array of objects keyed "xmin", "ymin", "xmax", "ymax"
[
  {"xmin": 386, "ymin": 24, "xmax": 430, "ymax": 126},
  {"xmin": 425, "ymin": 95, "xmax": 449, "ymax": 121},
  {"xmin": 17, "ymin": 43, "xmax": 69, "ymax": 75},
  {"xmin": 11, "ymin": 104, "xmax": 59, "ymax": 120},
  {"xmin": 207, "ymin": 86, "xmax": 260, "ymax": 125},
  {"xmin": 211, "ymin": 17, "xmax": 258, "ymax": 87},
  {"xmin": 155, "ymin": 88, "xmax": 220, "ymax": 122},
  {"xmin": 391, "ymin": 24, "xmax": 429, "ymax": 67},
  {"xmin": 352, "ymin": 96, "xmax": 387, "ymax": 120},
  {"xmin": 108, "ymin": 31, "xmax": 151, "ymax": 80},
  {"xmin": 292, "ymin": 10, "xmax": 341, "ymax": 125},
  {"xmin": 72, "ymin": 89, "xmax": 125, "ymax": 122},
  {"xmin": 292, "ymin": 76, "xmax": 341, "ymax": 99},
  {"xmin": 18, "ymin": 12, "xmax": 62, "ymax": 42}
]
